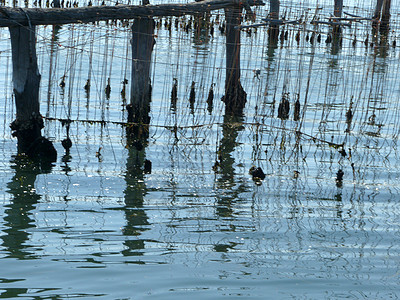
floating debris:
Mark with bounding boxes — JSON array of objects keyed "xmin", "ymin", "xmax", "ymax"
[{"xmin": 249, "ymin": 166, "xmax": 266, "ymax": 180}]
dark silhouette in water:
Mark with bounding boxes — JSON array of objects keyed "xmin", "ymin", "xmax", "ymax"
[
  {"xmin": 249, "ymin": 166, "xmax": 266, "ymax": 181},
  {"xmin": 295, "ymin": 31, "xmax": 300, "ymax": 43},
  {"xmin": 189, "ymin": 81, "xmax": 196, "ymax": 113},
  {"xmin": 84, "ymin": 79, "xmax": 90, "ymax": 93},
  {"xmin": 144, "ymin": 159, "xmax": 152, "ymax": 173},
  {"xmin": 121, "ymin": 79, "xmax": 128, "ymax": 101},
  {"xmin": 59, "ymin": 75, "xmax": 66, "ymax": 88},
  {"xmin": 207, "ymin": 83, "xmax": 214, "ymax": 114},
  {"xmin": 344, "ymin": 98, "xmax": 354, "ymax": 133},
  {"xmin": 336, "ymin": 169, "xmax": 344, "ymax": 188},
  {"xmin": 325, "ymin": 33, "xmax": 332, "ymax": 44},
  {"xmin": 278, "ymin": 94, "xmax": 290, "ymax": 120},
  {"xmin": 105, "ymin": 78, "xmax": 111, "ymax": 99},
  {"xmin": 293, "ymin": 97, "xmax": 300, "ymax": 121},
  {"xmin": 62, "ymin": 137, "xmax": 72, "ymax": 151},
  {"xmin": 170, "ymin": 78, "xmax": 178, "ymax": 110}
]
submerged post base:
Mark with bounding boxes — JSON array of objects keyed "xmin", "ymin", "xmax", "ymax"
[
  {"xmin": 222, "ymin": 84, "xmax": 247, "ymax": 115},
  {"xmin": 10, "ymin": 114, "xmax": 57, "ymax": 162}
]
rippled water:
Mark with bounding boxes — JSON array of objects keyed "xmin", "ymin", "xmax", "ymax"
[{"xmin": 1, "ymin": 0, "xmax": 400, "ymax": 298}]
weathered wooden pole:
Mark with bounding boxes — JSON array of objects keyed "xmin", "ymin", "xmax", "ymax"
[
  {"xmin": 373, "ymin": 0, "xmax": 384, "ymax": 21},
  {"xmin": 334, "ymin": 0, "xmax": 343, "ymax": 17},
  {"xmin": 269, "ymin": 0, "xmax": 279, "ymax": 19},
  {"xmin": 333, "ymin": 0, "xmax": 343, "ymax": 33},
  {"xmin": 127, "ymin": 16, "xmax": 155, "ymax": 125},
  {"xmin": 222, "ymin": 4, "xmax": 246, "ymax": 114},
  {"xmin": 0, "ymin": 1, "xmax": 265, "ymax": 27},
  {"xmin": 269, "ymin": 0, "xmax": 279, "ymax": 41},
  {"xmin": 9, "ymin": 25, "xmax": 57, "ymax": 160},
  {"xmin": 380, "ymin": 0, "xmax": 391, "ymax": 32}
]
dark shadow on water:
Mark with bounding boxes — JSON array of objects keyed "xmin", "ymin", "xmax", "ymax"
[{"xmin": 2, "ymin": 155, "xmax": 54, "ymax": 260}]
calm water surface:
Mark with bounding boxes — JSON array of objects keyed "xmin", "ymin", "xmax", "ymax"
[{"xmin": 1, "ymin": 0, "xmax": 400, "ymax": 298}]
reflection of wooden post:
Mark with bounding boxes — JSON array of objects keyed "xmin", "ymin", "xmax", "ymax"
[
  {"xmin": 9, "ymin": 25, "xmax": 56, "ymax": 160},
  {"xmin": 128, "ymin": 17, "xmax": 155, "ymax": 124},
  {"xmin": 222, "ymin": 5, "xmax": 246, "ymax": 114}
]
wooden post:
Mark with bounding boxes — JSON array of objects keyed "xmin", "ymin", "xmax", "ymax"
[
  {"xmin": 127, "ymin": 17, "xmax": 155, "ymax": 124},
  {"xmin": 334, "ymin": 0, "xmax": 343, "ymax": 17},
  {"xmin": 269, "ymin": 0, "xmax": 279, "ymax": 19},
  {"xmin": 269, "ymin": 0, "xmax": 279, "ymax": 41},
  {"xmin": 222, "ymin": 4, "xmax": 246, "ymax": 114},
  {"xmin": 380, "ymin": 0, "xmax": 391, "ymax": 32},
  {"xmin": 333, "ymin": 0, "xmax": 343, "ymax": 34},
  {"xmin": 373, "ymin": 0, "xmax": 384, "ymax": 20},
  {"xmin": 9, "ymin": 25, "xmax": 56, "ymax": 160}
]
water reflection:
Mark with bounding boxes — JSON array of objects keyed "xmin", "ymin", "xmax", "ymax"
[
  {"xmin": 122, "ymin": 125, "xmax": 150, "ymax": 257},
  {"xmin": 329, "ymin": 31, "xmax": 342, "ymax": 56},
  {"xmin": 263, "ymin": 28, "xmax": 279, "ymax": 113},
  {"xmin": 2, "ymin": 156, "xmax": 53, "ymax": 259},
  {"xmin": 192, "ymin": 13, "xmax": 211, "ymax": 49},
  {"xmin": 215, "ymin": 113, "xmax": 247, "ymax": 218}
]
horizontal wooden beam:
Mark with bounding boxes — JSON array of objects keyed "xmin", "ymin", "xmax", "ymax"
[{"xmin": 0, "ymin": 0, "xmax": 264, "ymax": 27}]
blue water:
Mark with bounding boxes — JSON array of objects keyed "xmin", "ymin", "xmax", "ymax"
[{"xmin": 1, "ymin": 0, "xmax": 400, "ymax": 298}]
